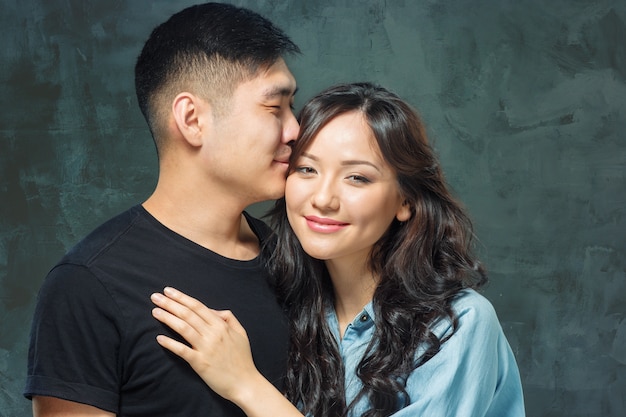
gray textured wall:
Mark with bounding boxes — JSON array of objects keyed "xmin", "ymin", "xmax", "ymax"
[{"xmin": 1, "ymin": 1, "xmax": 624, "ymax": 416}]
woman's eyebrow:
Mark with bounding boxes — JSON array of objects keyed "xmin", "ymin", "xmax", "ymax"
[
  {"xmin": 341, "ymin": 160, "xmax": 381, "ymax": 172},
  {"xmin": 300, "ymin": 152, "xmax": 381, "ymax": 172}
]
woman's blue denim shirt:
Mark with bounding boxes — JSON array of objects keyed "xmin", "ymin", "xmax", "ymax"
[{"xmin": 325, "ymin": 289, "xmax": 525, "ymax": 417}]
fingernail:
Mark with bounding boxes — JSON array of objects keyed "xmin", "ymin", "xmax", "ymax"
[
  {"xmin": 151, "ymin": 293, "xmax": 163, "ymax": 302},
  {"xmin": 164, "ymin": 287, "xmax": 177, "ymax": 296}
]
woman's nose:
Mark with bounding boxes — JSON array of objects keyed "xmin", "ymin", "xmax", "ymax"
[{"xmin": 311, "ymin": 180, "xmax": 339, "ymax": 211}]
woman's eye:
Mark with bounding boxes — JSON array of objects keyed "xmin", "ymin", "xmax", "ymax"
[
  {"xmin": 347, "ymin": 175, "xmax": 371, "ymax": 184},
  {"xmin": 295, "ymin": 166, "xmax": 316, "ymax": 175}
]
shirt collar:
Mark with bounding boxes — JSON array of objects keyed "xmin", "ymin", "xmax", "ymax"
[{"xmin": 326, "ymin": 300, "xmax": 377, "ymax": 336}]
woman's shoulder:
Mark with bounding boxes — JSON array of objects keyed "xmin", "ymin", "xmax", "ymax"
[
  {"xmin": 447, "ymin": 289, "xmax": 504, "ymax": 340},
  {"xmin": 452, "ymin": 289, "xmax": 497, "ymax": 317}
]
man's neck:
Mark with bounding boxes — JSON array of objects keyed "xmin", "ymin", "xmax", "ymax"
[{"xmin": 143, "ymin": 185, "xmax": 260, "ymax": 261}]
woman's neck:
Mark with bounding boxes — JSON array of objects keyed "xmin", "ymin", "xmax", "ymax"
[{"xmin": 326, "ymin": 259, "xmax": 377, "ymax": 338}]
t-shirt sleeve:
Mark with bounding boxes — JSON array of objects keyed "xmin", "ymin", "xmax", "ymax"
[
  {"xmin": 24, "ymin": 263, "xmax": 121, "ymax": 413},
  {"xmin": 393, "ymin": 291, "xmax": 526, "ymax": 417}
]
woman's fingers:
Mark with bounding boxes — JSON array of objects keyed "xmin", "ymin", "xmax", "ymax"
[
  {"xmin": 153, "ymin": 287, "xmax": 225, "ymax": 327},
  {"xmin": 151, "ymin": 304, "xmax": 203, "ymax": 347},
  {"xmin": 155, "ymin": 334, "xmax": 196, "ymax": 362},
  {"xmin": 151, "ymin": 290, "xmax": 221, "ymax": 349},
  {"xmin": 150, "ymin": 288, "xmax": 257, "ymax": 400},
  {"xmin": 150, "ymin": 288, "xmax": 242, "ymax": 350},
  {"xmin": 213, "ymin": 309, "xmax": 248, "ymax": 338},
  {"xmin": 162, "ymin": 286, "xmax": 206, "ymax": 314}
]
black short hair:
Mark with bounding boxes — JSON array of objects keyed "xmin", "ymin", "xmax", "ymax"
[{"xmin": 135, "ymin": 2, "xmax": 299, "ymax": 146}]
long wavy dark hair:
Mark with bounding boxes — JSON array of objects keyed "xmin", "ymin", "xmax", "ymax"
[{"xmin": 265, "ymin": 82, "xmax": 487, "ymax": 417}]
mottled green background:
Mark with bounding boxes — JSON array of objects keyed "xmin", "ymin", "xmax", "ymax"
[{"xmin": 1, "ymin": 1, "xmax": 625, "ymax": 416}]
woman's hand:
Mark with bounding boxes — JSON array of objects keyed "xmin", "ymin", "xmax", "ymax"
[
  {"xmin": 150, "ymin": 287, "xmax": 257, "ymax": 402},
  {"xmin": 151, "ymin": 287, "xmax": 304, "ymax": 417}
]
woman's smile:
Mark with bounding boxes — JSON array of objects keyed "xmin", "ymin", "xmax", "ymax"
[{"xmin": 304, "ymin": 215, "xmax": 349, "ymax": 233}]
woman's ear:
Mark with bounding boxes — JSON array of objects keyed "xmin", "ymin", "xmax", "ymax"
[
  {"xmin": 172, "ymin": 92, "xmax": 210, "ymax": 147},
  {"xmin": 396, "ymin": 200, "xmax": 412, "ymax": 222}
]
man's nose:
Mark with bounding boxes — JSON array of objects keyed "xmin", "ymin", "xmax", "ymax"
[{"xmin": 282, "ymin": 110, "xmax": 299, "ymax": 145}]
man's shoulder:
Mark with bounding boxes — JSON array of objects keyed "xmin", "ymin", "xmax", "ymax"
[{"xmin": 61, "ymin": 205, "xmax": 146, "ymax": 266}]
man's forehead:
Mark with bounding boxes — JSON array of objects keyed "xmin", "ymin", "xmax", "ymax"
[
  {"xmin": 258, "ymin": 58, "xmax": 296, "ymax": 91},
  {"xmin": 233, "ymin": 59, "xmax": 297, "ymax": 99}
]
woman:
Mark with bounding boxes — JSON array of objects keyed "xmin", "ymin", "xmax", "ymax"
[{"xmin": 151, "ymin": 83, "xmax": 525, "ymax": 417}]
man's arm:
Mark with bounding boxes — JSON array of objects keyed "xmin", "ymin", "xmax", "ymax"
[
  {"xmin": 26, "ymin": 265, "xmax": 121, "ymax": 414},
  {"xmin": 33, "ymin": 396, "xmax": 116, "ymax": 417}
]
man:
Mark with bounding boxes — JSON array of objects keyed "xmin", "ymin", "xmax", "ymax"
[{"xmin": 24, "ymin": 3, "xmax": 300, "ymax": 416}]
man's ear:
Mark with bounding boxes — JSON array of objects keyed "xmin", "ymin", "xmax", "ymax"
[{"xmin": 172, "ymin": 92, "xmax": 210, "ymax": 147}]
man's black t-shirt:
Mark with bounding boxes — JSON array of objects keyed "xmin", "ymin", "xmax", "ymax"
[{"xmin": 25, "ymin": 205, "xmax": 288, "ymax": 416}]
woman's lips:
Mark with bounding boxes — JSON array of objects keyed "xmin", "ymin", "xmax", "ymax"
[{"xmin": 304, "ymin": 215, "xmax": 348, "ymax": 233}]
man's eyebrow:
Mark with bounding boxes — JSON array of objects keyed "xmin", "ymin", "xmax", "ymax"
[{"xmin": 263, "ymin": 85, "xmax": 298, "ymax": 98}]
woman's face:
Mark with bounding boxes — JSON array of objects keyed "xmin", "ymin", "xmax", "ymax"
[{"xmin": 285, "ymin": 111, "xmax": 410, "ymax": 265}]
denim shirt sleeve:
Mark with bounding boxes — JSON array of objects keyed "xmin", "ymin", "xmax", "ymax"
[{"xmin": 391, "ymin": 289, "xmax": 526, "ymax": 417}]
